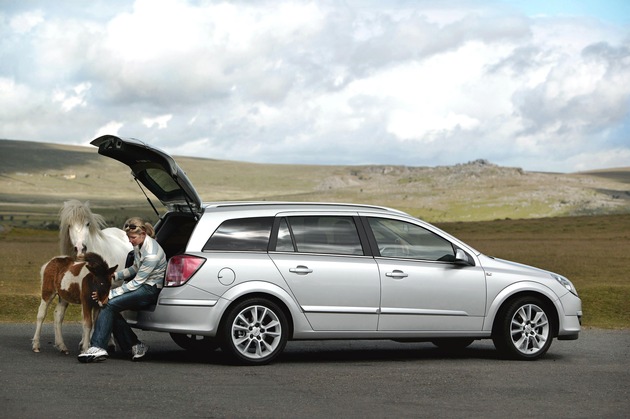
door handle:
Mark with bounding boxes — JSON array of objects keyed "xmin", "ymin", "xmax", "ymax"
[
  {"xmin": 289, "ymin": 265, "xmax": 313, "ymax": 275},
  {"xmin": 385, "ymin": 270, "xmax": 408, "ymax": 279}
]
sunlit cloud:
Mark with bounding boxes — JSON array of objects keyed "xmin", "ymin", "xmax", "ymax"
[{"xmin": 0, "ymin": 0, "xmax": 628, "ymax": 172}]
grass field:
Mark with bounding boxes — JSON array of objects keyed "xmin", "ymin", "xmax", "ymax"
[
  {"xmin": 1, "ymin": 214, "xmax": 628, "ymax": 328},
  {"xmin": 2, "ymin": 140, "xmax": 630, "ymax": 229}
]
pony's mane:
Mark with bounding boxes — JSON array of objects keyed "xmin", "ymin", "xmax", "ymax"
[
  {"xmin": 58, "ymin": 200, "xmax": 107, "ymax": 255},
  {"xmin": 83, "ymin": 252, "xmax": 109, "ymax": 276}
]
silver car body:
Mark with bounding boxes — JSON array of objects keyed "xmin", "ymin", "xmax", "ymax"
[
  {"xmin": 124, "ymin": 205, "xmax": 581, "ymax": 339},
  {"xmin": 91, "ymin": 135, "xmax": 582, "ymax": 363}
]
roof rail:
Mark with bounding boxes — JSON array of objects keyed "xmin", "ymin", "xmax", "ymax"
[{"xmin": 202, "ymin": 201, "xmax": 408, "ymax": 215}]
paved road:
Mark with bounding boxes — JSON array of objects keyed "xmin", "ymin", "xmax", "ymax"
[{"xmin": 1, "ymin": 323, "xmax": 628, "ymax": 418}]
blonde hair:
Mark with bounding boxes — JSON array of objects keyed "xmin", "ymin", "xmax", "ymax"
[{"xmin": 123, "ymin": 217, "xmax": 156, "ymax": 238}]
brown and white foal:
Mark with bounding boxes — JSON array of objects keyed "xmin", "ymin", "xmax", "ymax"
[{"xmin": 32, "ymin": 252, "xmax": 117, "ymax": 354}]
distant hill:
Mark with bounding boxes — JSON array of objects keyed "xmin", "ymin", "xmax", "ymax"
[{"xmin": 1, "ymin": 139, "xmax": 629, "ymax": 228}]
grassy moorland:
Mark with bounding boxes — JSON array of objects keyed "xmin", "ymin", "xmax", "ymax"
[
  {"xmin": 0, "ymin": 139, "xmax": 628, "ymax": 328},
  {"xmin": 439, "ymin": 214, "xmax": 630, "ymax": 329},
  {"xmin": 2, "ymin": 140, "xmax": 630, "ymax": 227},
  {"xmin": 0, "ymin": 214, "xmax": 628, "ymax": 328}
]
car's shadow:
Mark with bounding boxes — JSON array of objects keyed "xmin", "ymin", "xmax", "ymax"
[
  {"xmin": 24, "ymin": 325, "xmax": 566, "ymax": 365},
  {"xmin": 138, "ymin": 340, "xmax": 567, "ymax": 365}
]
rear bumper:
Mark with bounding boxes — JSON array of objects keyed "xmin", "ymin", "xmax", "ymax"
[{"xmin": 123, "ymin": 297, "xmax": 224, "ymax": 336}]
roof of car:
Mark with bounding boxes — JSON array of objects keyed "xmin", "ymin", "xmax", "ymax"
[{"xmin": 201, "ymin": 201, "xmax": 409, "ymax": 215}]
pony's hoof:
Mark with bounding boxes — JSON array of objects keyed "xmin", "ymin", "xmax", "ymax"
[{"xmin": 33, "ymin": 348, "xmax": 40, "ymax": 353}]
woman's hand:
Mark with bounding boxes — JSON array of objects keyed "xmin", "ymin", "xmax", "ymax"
[{"xmin": 92, "ymin": 291, "xmax": 108, "ymax": 307}]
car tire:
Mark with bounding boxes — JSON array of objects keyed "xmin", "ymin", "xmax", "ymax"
[
  {"xmin": 431, "ymin": 338, "xmax": 475, "ymax": 350},
  {"xmin": 492, "ymin": 296, "xmax": 554, "ymax": 360},
  {"xmin": 220, "ymin": 297, "xmax": 288, "ymax": 365},
  {"xmin": 169, "ymin": 333, "xmax": 219, "ymax": 352}
]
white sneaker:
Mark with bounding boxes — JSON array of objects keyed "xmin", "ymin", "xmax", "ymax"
[
  {"xmin": 78, "ymin": 346, "xmax": 108, "ymax": 363},
  {"xmin": 131, "ymin": 342, "xmax": 148, "ymax": 361}
]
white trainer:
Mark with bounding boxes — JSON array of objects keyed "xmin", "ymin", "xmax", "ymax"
[
  {"xmin": 131, "ymin": 342, "xmax": 148, "ymax": 361},
  {"xmin": 77, "ymin": 346, "xmax": 108, "ymax": 363}
]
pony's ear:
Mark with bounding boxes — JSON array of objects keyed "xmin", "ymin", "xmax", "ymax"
[{"xmin": 108, "ymin": 265, "xmax": 118, "ymax": 276}]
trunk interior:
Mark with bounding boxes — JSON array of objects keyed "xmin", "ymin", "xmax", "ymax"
[{"xmin": 154, "ymin": 212, "xmax": 198, "ymax": 259}]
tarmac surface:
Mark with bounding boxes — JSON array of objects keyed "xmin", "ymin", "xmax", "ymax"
[{"xmin": 1, "ymin": 323, "xmax": 628, "ymax": 418}]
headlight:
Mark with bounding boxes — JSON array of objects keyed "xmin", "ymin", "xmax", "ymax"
[{"xmin": 552, "ymin": 274, "xmax": 578, "ymax": 296}]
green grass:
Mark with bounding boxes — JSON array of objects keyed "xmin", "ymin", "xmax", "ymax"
[
  {"xmin": 437, "ymin": 214, "xmax": 630, "ymax": 329},
  {"xmin": 1, "ymin": 214, "xmax": 628, "ymax": 328},
  {"xmin": 0, "ymin": 228, "xmax": 84, "ymax": 322}
]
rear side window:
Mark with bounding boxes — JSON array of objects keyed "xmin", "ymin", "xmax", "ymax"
[
  {"xmin": 275, "ymin": 216, "xmax": 364, "ymax": 256},
  {"xmin": 203, "ymin": 217, "xmax": 273, "ymax": 251},
  {"xmin": 367, "ymin": 217, "xmax": 455, "ymax": 261}
]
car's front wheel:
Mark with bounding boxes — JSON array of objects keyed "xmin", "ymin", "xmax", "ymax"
[
  {"xmin": 493, "ymin": 296, "xmax": 554, "ymax": 360},
  {"xmin": 220, "ymin": 298, "xmax": 288, "ymax": 365}
]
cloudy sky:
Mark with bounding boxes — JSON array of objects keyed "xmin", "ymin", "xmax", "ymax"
[{"xmin": 1, "ymin": 0, "xmax": 629, "ymax": 172}]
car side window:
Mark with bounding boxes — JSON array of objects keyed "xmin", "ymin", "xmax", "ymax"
[
  {"xmin": 203, "ymin": 217, "xmax": 273, "ymax": 251},
  {"xmin": 367, "ymin": 217, "xmax": 455, "ymax": 261},
  {"xmin": 277, "ymin": 216, "xmax": 364, "ymax": 255},
  {"xmin": 275, "ymin": 218, "xmax": 295, "ymax": 252}
]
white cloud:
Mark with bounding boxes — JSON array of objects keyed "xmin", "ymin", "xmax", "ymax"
[
  {"xmin": 143, "ymin": 114, "xmax": 172, "ymax": 129},
  {"xmin": 10, "ymin": 10, "xmax": 44, "ymax": 33},
  {"xmin": 0, "ymin": 0, "xmax": 629, "ymax": 173},
  {"xmin": 566, "ymin": 148, "xmax": 630, "ymax": 172},
  {"xmin": 53, "ymin": 82, "xmax": 91, "ymax": 112},
  {"xmin": 94, "ymin": 121, "xmax": 124, "ymax": 139}
]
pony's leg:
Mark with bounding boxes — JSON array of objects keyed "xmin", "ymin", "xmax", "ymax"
[
  {"xmin": 80, "ymin": 304, "xmax": 94, "ymax": 354},
  {"xmin": 32, "ymin": 298, "xmax": 52, "ymax": 352},
  {"xmin": 53, "ymin": 299, "xmax": 70, "ymax": 354}
]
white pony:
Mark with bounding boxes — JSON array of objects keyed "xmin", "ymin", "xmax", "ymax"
[
  {"xmin": 32, "ymin": 200, "xmax": 132, "ymax": 354},
  {"xmin": 59, "ymin": 199, "xmax": 132, "ymax": 269}
]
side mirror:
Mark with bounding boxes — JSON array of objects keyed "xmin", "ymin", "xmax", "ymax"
[{"xmin": 454, "ymin": 249, "xmax": 473, "ymax": 266}]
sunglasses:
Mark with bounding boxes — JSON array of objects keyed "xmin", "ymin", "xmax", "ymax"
[{"xmin": 124, "ymin": 223, "xmax": 141, "ymax": 230}]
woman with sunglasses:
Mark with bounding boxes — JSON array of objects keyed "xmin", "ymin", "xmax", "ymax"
[{"xmin": 78, "ymin": 217, "xmax": 167, "ymax": 363}]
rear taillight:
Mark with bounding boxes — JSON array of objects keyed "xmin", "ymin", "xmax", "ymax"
[{"xmin": 165, "ymin": 255, "xmax": 205, "ymax": 287}]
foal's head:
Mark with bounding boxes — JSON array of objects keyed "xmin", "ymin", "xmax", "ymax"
[{"xmin": 82, "ymin": 252, "xmax": 118, "ymax": 307}]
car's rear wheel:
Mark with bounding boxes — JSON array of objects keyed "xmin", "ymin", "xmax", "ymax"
[
  {"xmin": 169, "ymin": 333, "xmax": 219, "ymax": 352},
  {"xmin": 493, "ymin": 296, "xmax": 554, "ymax": 360},
  {"xmin": 220, "ymin": 298, "xmax": 288, "ymax": 365}
]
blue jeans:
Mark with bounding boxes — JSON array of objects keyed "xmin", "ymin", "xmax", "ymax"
[{"xmin": 90, "ymin": 284, "xmax": 161, "ymax": 352}]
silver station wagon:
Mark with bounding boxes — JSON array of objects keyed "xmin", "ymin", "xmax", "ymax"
[{"xmin": 92, "ymin": 135, "xmax": 582, "ymax": 365}]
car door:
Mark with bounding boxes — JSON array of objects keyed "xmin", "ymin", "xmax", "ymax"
[
  {"xmin": 268, "ymin": 214, "xmax": 381, "ymax": 331},
  {"xmin": 363, "ymin": 215, "xmax": 487, "ymax": 331}
]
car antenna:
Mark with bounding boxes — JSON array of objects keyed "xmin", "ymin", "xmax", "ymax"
[{"xmin": 134, "ymin": 177, "xmax": 160, "ymax": 217}]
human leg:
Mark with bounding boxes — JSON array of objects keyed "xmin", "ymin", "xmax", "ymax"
[
  {"xmin": 79, "ymin": 285, "xmax": 159, "ymax": 362},
  {"xmin": 111, "ymin": 311, "xmax": 139, "ymax": 352},
  {"xmin": 88, "ymin": 303, "xmax": 117, "ymax": 350}
]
